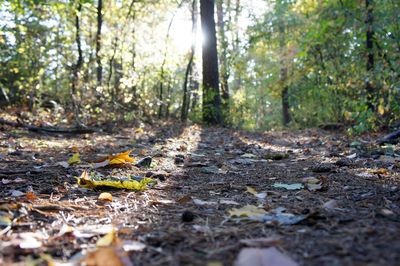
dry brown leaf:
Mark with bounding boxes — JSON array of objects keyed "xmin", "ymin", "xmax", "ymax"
[
  {"xmin": 84, "ymin": 247, "xmax": 132, "ymax": 266},
  {"xmin": 26, "ymin": 191, "xmax": 37, "ymax": 201},
  {"xmin": 177, "ymin": 194, "xmax": 192, "ymax": 204}
]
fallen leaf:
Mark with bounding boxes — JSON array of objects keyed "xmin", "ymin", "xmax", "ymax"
[
  {"xmin": 193, "ymin": 198, "xmax": 218, "ymax": 206},
  {"xmin": 19, "ymin": 236, "xmax": 42, "ymax": 249},
  {"xmin": 2, "ymin": 178, "xmax": 12, "ymax": 184},
  {"xmin": 306, "ymin": 183, "xmax": 322, "ymax": 191},
  {"xmin": 220, "ymin": 199, "xmax": 240, "ymax": 205},
  {"xmin": 380, "ymin": 208, "xmax": 394, "ymax": 216},
  {"xmin": 122, "ymin": 240, "xmax": 146, "ymax": 252},
  {"xmin": 71, "ymin": 146, "xmax": 79, "ymax": 153},
  {"xmin": 98, "ymin": 192, "xmax": 113, "ymax": 202},
  {"xmin": 193, "ymin": 224, "xmax": 211, "ymax": 233},
  {"xmin": 246, "ymin": 186, "xmax": 267, "ymax": 200},
  {"xmin": 346, "ymin": 153, "xmax": 357, "ymax": 159},
  {"xmin": 369, "ymin": 168, "xmax": 388, "ymax": 175},
  {"xmin": 302, "ymin": 177, "xmax": 319, "ymax": 184},
  {"xmin": 93, "ymin": 160, "xmax": 110, "ymax": 168},
  {"xmin": 323, "ymin": 199, "xmax": 338, "ymax": 210},
  {"xmin": 241, "ymin": 153, "xmax": 257, "ymax": 158},
  {"xmin": 26, "ymin": 191, "xmax": 37, "ymax": 201},
  {"xmin": 76, "ymin": 170, "xmax": 156, "ymax": 191},
  {"xmin": 108, "ymin": 150, "xmax": 135, "ymax": 165},
  {"xmin": 272, "ymin": 183, "xmax": 304, "ymax": 190},
  {"xmin": 255, "ymin": 212, "xmax": 305, "ymax": 225},
  {"xmin": 246, "ymin": 186, "xmax": 258, "ymax": 195},
  {"xmin": 68, "ymin": 153, "xmax": 81, "ymax": 165},
  {"xmin": 18, "ymin": 232, "xmax": 47, "ymax": 249},
  {"xmin": 135, "ymin": 128, "xmax": 144, "ymax": 134},
  {"xmin": 11, "ymin": 190, "xmax": 24, "ymax": 197},
  {"xmin": 177, "ymin": 195, "xmax": 192, "ymax": 204},
  {"xmin": 56, "ymin": 161, "xmax": 69, "ymax": 168},
  {"xmin": 302, "ymin": 177, "xmax": 323, "ymax": 191},
  {"xmin": 84, "ymin": 247, "xmax": 131, "ymax": 266},
  {"xmin": 2, "ymin": 177, "xmax": 26, "ymax": 185},
  {"xmin": 0, "ymin": 212, "xmax": 12, "ymax": 227},
  {"xmin": 229, "ymin": 205, "xmax": 267, "ymax": 217},
  {"xmin": 234, "ymin": 247, "xmax": 298, "ymax": 266},
  {"xmin": 57, "ymin": 224, "xmax": 74, "ymax": 237},
  {"xmin": 97, "ymin": 228, "xmax": 119, "ymax": 247}
]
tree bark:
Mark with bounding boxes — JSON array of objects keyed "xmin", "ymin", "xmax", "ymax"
[
  {"xmin": 72, "ymin": 1, "xmax": 83, "ymax": 124},
  {"xmin": 96, "ymin": 0, "xmax": 103, "ymax": 86},
  {"xmin": 200, "ymin": 0, "xmax": 222, "ymax": 125},
  {"xmin": 216, "ymin": 0, "xmax": 230, "ymax": 115},
  {"xmin": 365, "ymin": 0, "xmax": 375, "ymax": 111},
  {"xmin": 278, "ymin": 18, "xmax": 291, "ymax": 126},
  {"xmin": 181, "ymin": 0, "xmax": 198, "ymax": 122}
]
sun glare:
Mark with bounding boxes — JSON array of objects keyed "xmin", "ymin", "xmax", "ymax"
[{"xmin": 170, "ymin": 11, "xmax": 203, "ymax": 53}]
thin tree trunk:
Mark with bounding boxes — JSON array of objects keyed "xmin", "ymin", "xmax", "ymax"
[
  {"xmin": 278, "ymin": 21, "xmax": 291, "ymax": 126},
  {"xmin": 72, "ymin": 1, "xmax": 83, "ymax": 125},
  {"xmin": 365, "ymin": 0, "xmax": 375, "ymax": 111},
  {"xmin": 181, "ymin": 0, "xmax": 198, "ymax": 122},
  {"xmin": 108, "ymin": 37, "xmax": 118, "ymax": 106},
  {"xmin": 232, "ymin": 0, "xmax": 241, "ymax": 91},
  {"xmin": 216, "ymin": 0, "xmax": 230, "ymax": 114},
  {"xmin": 200, "ymin": 0, "xmax": 222, "ymax": 125},
  {"xmin": 96, "ymin": 0, "xmax": 103, "ymax": 86}
]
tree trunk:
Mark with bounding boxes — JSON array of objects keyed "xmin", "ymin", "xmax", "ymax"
[
  {"xmin": 216, "ymin": 0, "xmax": 230, "ymax": 115},
  {"xmin": 200, "ymin": 0, "xmax": 222, "ymax": 125},
  {"xmin": 278, "ymin": 20, "xmax": 291, "ymax": 126},
  {"xmin": 181, "ymin": 0, "xmax": 198, "ymax": 122},
  {"xmin": 72, "ymin": 1, "xmax": 83, "ymax": 125},
  {"xmin": 365, "ymin": 0, "xmax": 374, "ymax": 111},
  {"xmin": 96, "ymin": 0, "xmax": 103, "ymax": 86}
]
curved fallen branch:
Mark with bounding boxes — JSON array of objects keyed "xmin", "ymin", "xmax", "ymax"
[{"xmin": 0, "ymin": 118, "xmax": 98, "ymax": 134}]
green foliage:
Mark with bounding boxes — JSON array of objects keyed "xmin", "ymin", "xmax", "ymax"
[{"xmin": 0, "ymin": 0, "xmax": 399, "ymax": 133}]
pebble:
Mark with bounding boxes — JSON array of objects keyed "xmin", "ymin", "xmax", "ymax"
[{"xmin": 181, "ymin": 210, "xmax": 195, "ymax": 222}]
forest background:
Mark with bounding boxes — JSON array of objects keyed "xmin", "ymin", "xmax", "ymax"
[{"xmin": 0, "ymin": 0, "xmax": 399, "ymax": 134}]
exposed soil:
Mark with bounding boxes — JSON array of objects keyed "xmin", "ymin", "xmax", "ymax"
[{"xmin": 1, "ymin": 121, "xmax": 400, "ymax": 266}]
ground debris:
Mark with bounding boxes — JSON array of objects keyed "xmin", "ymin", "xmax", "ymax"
[{"xmin": 0, "ymin": 123, "xmax": 399, "ymax": 265}]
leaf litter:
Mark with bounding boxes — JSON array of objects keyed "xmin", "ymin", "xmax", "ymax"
[{"xmin": 0, "ymin": 122, "xmax": 399, "ymax": 265}]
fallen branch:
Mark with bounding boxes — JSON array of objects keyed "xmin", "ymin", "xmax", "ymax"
[
  {"xmin": 0, "ymin": 118, "xmax": 98, "ymax": 134},
  {"xmin": 378, "ymin": 129, "xmax": 400, "ymax": 144}
]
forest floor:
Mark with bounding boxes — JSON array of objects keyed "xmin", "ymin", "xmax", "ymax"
[{"xmin": 1, "ymin": 114, "xmax": 400, "ymax": 266}]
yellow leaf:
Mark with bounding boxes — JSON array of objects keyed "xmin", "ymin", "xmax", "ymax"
[
  {"xmin": 135, "ymin": 128, "xmax": 144, "ymax": 134},
  {"xmin": 68, "ymin": 153, "xmax": 81, "ymax": 165},
  {"xmin": 378, "ymin": 105, "xmax": 385, "ymax": 115},
  {"xmin": 97, "ymin": 229, "xmax": 119, "ymax": 247},
  {"xmin": 246, "ymin": 186, "xmax": 258, "ymax": 196},
  {"xmin": 228, "ymin": 205, "xmax": 267, "ymax": 217},
  {"xmin": 108, "ymin": 150, "xmax": 135, "ymax": 165},
  {"xmin": 98, "ymin": 192, "xmax": 113, "ymax": 202},
  {"xmin": 75, "ymin": 170, "xmax": 156, "ymax": 191},
  {"xmin": 369, "ymin": 168, "xmax": 388, "ymax": 175}
]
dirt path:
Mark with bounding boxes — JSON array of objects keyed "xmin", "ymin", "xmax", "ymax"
[{"xmin": 1, "ymin": 123, "xmax": 399, "ymax": 265}]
